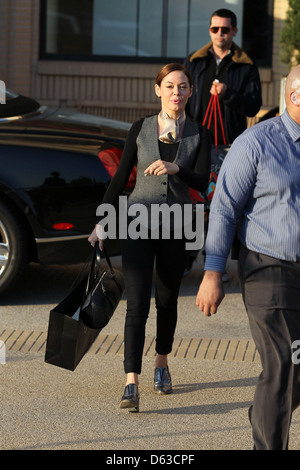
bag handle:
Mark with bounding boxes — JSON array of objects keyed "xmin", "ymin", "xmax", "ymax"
[
  {"xmin": 202, "ymin": 84, "xmax": 227, "ymax": 153},
  {"xmin": 102, "ymin": 245, "xmax": 115, "ymax": 276},
  {"xmin": 85, "ymin": 242, "xmax": 115, "ymax": 296}
]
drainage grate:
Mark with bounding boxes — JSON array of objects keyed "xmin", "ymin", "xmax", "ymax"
[{"xmin": 0, "ymin": 328, "xmax": 260, "ymax": 363}]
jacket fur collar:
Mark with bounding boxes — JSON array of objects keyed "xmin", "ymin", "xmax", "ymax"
[{"xmin": 189, "ymin": 41, "xmax": 253, "ymax": 65}]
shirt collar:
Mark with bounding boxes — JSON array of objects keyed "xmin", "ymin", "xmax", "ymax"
[
  {"xmin": 281, "ymin": 109, "xmax": 300, "ymax": 142},
  {"xmin": 209, "ymin": 47, "xmax": 232, "ymax": 65}
]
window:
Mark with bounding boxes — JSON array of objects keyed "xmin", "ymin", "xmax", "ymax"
[{"xmin": 40, "ymin": 0, "xmax": 273, "ymax": 67}]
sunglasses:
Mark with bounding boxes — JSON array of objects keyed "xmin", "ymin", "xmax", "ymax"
[{"xmin": 209, "ymin": 26, "xmax": 232, "ymax": 34}]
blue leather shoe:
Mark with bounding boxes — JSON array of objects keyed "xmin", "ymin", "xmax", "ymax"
[
  {"xmin": 119, "ymin": 383, "xmax": 139, "ymax": 412},
  {"xmin": 154, "ymin": 366, "xmax": 172, "ymax": 394}
]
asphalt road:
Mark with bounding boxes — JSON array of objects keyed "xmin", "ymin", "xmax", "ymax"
[
  {"xmin": 1, "ymin": 252, "xmax": 300, "ymax": 452},
  {"xmin": 0, "ymin": 252, "xmax": 251, "ymax": 341}
]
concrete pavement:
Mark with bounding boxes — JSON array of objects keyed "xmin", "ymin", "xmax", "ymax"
[{"xmin": 1, "ymin": 254, "xmax": 300, "ymax": 452}]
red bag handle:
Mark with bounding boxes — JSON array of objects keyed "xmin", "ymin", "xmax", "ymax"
[{"xmin": 202, "ymin": 85, "xmax": 226, "ymax": 153}]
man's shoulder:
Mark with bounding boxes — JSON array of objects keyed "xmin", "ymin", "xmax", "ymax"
[
  {"xmin": 188, "ymin": 43, "xmax": 212, "ymax": 63},
  {"xmin": 234, "ymin": 115, "xmax": 282, "ymax": 147},
  {"xmin": 247, "ymin": 115, "xmax": 281, "ymax": 133},
  {"xmin": 231, "ymin": 43, "xmax": 254, "ymax": 66}
]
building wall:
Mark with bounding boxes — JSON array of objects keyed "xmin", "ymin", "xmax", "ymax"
[
  {"xmin": 0, "ymin": 0, "xmax": 35, "ymax": 94},
  {"xmin": 271, "ymin": 0, "xmax": 290, "ymax": 104},
  {"xmin": 0, "ymin": 0, "xmax": 290, "ymax": 123}
]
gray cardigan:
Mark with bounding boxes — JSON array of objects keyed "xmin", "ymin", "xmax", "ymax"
[{"xmin": 128, "ymin": 115, "xmax": 200, "ymax": 210}]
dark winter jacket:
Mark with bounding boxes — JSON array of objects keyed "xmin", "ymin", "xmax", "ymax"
[{"xmin": 183, "ymin": 42, "xmax": 262, "ymax": 144}]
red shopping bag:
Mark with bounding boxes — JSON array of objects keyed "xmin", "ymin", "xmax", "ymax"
[{"xmin": 191, "ymin": 88, "xmax": 230, "ymax": 208}]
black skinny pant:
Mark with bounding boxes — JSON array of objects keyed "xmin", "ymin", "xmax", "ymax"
[
  {"xmin": 238, "ymin": 245, "xmax": 300, "ymax": 450},
  {"xmin": 121, "ymin": 235, "xmax": 187, "ymax": 375}
]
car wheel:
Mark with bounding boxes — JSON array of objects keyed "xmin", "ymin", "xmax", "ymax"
[{"xmin": 0, "ymin": 201, "xmax": 29, "ymax": 294}]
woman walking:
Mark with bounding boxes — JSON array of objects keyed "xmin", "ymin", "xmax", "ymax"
[{"xmin": 89, "ymin": 63, "xmax": 211, "ymax": 411}]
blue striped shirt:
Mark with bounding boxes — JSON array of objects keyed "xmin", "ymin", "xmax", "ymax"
[{"xmin": 204, "ymin": 109, "xmax": 300, "ymax": 273}]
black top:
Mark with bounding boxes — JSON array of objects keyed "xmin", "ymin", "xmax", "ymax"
[{"xmin": 103, "ymin": 116, "xmax": 211, "ymax": 207}]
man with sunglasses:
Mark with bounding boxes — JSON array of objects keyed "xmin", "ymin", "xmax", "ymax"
[
  {"xmin": 183, "ymin": 9, "xmax": 262, "ymax": 278},
  {"xmin": 183, "ymin": 9, "xmax": 262, "ymax": 145}
]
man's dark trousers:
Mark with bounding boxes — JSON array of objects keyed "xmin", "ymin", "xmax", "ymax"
[{"xmin": 239, "ymin": 244, "xmax": 300, "ymax": 450}]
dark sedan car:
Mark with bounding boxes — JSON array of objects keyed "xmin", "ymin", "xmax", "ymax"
[{"xmin": 0, "ymin": 89, "xmax": 133, "ymax": 294}]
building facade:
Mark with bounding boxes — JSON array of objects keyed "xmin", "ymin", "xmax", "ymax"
[{"xmin": 0, "ymin": 0, "xmax": 290, "ymax": 123}]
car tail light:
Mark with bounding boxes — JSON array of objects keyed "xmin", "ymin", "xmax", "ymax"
[
  {"xmin": 98, "ymin": 147, "xmax": 136, "ymax": 188},
  {"xmin": 52, "ymin": 223, "xmax": 74, "ymax": 230}
]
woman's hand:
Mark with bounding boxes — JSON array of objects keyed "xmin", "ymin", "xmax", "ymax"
[
  {"xmin": 144, "ymin": 159, "xmax": 179, "ymax": 176},
  {"xmin": 88, "ymin": 226, "xmax": 104, "ymax": 251}
]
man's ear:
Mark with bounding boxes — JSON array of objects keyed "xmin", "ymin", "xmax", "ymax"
[{"xmin": 291, "ymin": 91, "xmax": 300, "ymax": 105}]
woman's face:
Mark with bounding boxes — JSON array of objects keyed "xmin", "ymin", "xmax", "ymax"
[{"xmin": 155, "ymin": 70, "xmax": 193, "ymax": 119}]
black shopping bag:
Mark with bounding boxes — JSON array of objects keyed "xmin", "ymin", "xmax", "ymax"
[
  {"xmin": 44, "ymin": 276, "xmax": 101, "ymax": 371},
  {"xmin": 45, "ymin": 243, "xmax": 124, "ymax": 371},
  {"xmin": 80, "ymin": 243, "xmax": 125, "ymax": 329}
]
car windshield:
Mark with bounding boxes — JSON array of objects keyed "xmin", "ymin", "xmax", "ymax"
[{"xmin": 0, "ymin": 89, "xmax": 41, "ymax": 119}]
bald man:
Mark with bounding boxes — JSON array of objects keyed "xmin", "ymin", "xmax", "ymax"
[{"xmin": 196, "ymin": 65, "xmax": 300, "ymax": 450}]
